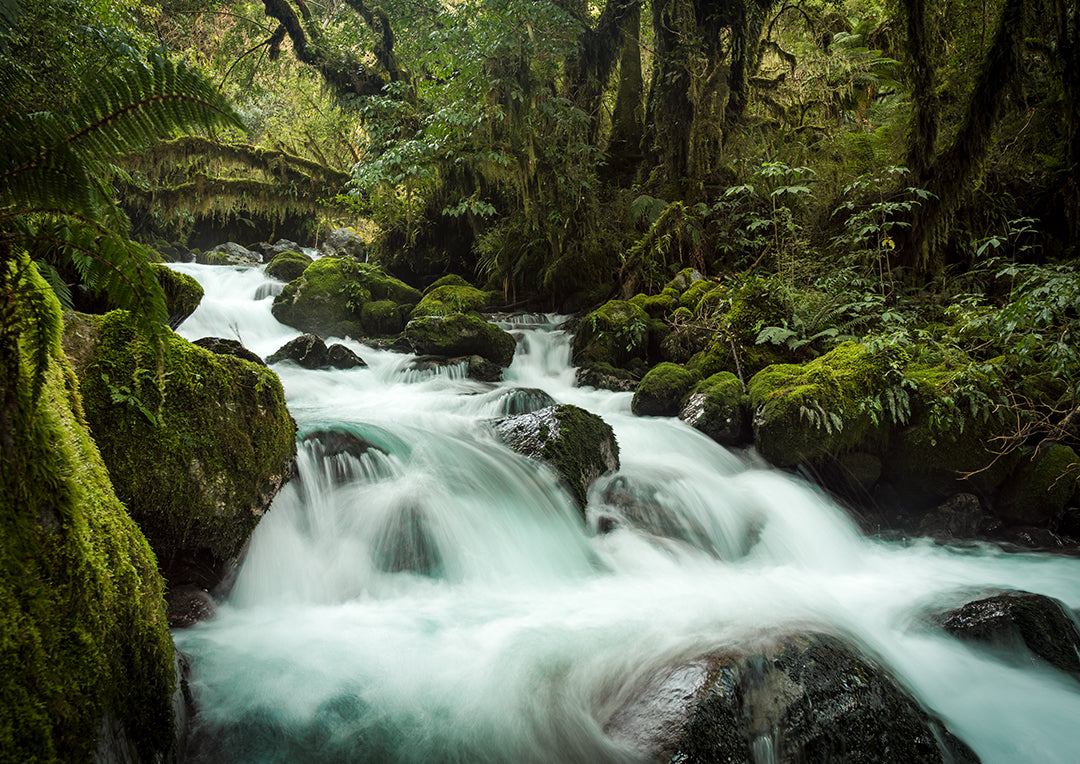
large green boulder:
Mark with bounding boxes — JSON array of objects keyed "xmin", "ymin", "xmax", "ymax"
[
  {"xmin": 994, "ymin": 444, "xmax": 1078, "ymax": 525},
  {"xmin": 63, "ymin": 310, "xmax": 297, "ymax": 590},
  {"xmin": 405, "ymin": 313, "xmax": 517, "ymax": 367},
  {"xmin": 572, "ymin": 299, "xmax": 650, "ymax": 368},
  {"xmin": 152, "ymin": 262, "xmax": 203, "ymax": 329},
  {"xmin": 412, "ymin": 283, "xmax": 496, "ymax": 318},
  {"xmin": 632, "ymin": 362, "xmax": 700, "ymax": 417},
  {"xmin": 271, "ymin": 256, "xmax": 422, "ymax": 338},
  {"xmin": 2, "ymin": 277, "xmax": 175, "ymax": 760},
  {"xmin": 265, "ymin": 250, "xmax": 314, "ymax": 282},
  {"xmin": 493, "ymin": 404, "xmax": 620, "ymax": 509},
  {"xmin": 748, "ymin": 342, "xmax": 895, "ymax": 468},
  {"xmin": 679, "ymin": 371, "xmax": 751, "ymax": 446}
]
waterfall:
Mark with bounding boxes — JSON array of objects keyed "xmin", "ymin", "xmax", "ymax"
[{"xmin": 170, "ymin": 263, "xmax": 1080, "ymax": 763}]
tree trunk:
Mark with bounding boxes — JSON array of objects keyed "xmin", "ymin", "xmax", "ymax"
[
  {"xmin": 605, "ymin": 3, "xmax": 644, "ymax": 185},
  {"xmin": 901, "ymin": 0, "xmax": 939, "ymax": 178},
  {"xmin": 903, "ymin": 0, "xmax": 1026, "ymax": 276},
  {"xmin": 1056, "ymin": 0, "xmax": 1080, "ymax": 242}
]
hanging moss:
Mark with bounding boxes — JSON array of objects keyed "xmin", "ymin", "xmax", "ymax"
[{"xmin": 1, "ymin": 332, "xmax": 175, "ymax": 761}]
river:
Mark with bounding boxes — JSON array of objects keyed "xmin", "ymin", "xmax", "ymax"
[{"xmin": 170, "ymin": 261, "xmax": 1080, "ymax": 762}]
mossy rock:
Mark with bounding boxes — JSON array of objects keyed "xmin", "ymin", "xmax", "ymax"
[
  {"xmin": 2, "ymin": 301, "xmax": 175, "ymax": 759},
  {"xmin": 679, "ymin": 371, "xmax": 751, "ymax": 446},
  {"xmin": 632, "ymin": 362, "xmax": 701, "ymax": 417},
  {"xmin": 405, "ymin": 313, "xmax": 517, "ymax": 367},
  {"xmin": 678, "ymin": 279, "xmax": 713, "ymax": 311},
  {"xmin": 575, "ymin": 361, "xmax": 640, "ymax": 392},
  {"xmin": 993, "ymin": 444, "xmax": 1079, "ymax": 525},
  {"xmin": 884, "ymin": 360, "xmax": 1018, "ymax": 501},
  {"xmin": 572, "ymin": 299, "xmax": 650, "ymax": 368},
  {"xmin": 748, "ymin": 342, "xmax": 896, "ymax": 468},
  {"xmin": 151, "ymin": 262, "xmax": 202, "ymax": 329},
  {"xmin": 265, "ymin": 250, "xmax": 314, "ymax": 283},
  {"xmin": 362, "ymin": 299, "xmax": 408, "ymax": 336},
  {"xmin": 665, "ymin": 268, "xmax": 703, "ymax": 293},
  {"xmin": 271, "ymin": 256, "xmax": 421, "ymax": 339},
  {"xmin": 64, "ymin": 310, "xmax": 297, "ymax": 588},
  {"xmin": 412, "ymin": 284, "xmax": 496, "ymax": 318},
  {"xmin": 424, "ymin": 273, "xmax": 470, "ymax": 293},
  {"xmin": 629, "ymin": 291, "xmax": 678, "ymax": 319},
  {"xmin": 492, "ymin": 404, "xmax": 620, "ymax": 510}
]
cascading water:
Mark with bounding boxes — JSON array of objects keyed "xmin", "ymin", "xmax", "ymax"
[{"xmin": 170, "ymin": 262, "xmax": 1080, "ymax": 763}]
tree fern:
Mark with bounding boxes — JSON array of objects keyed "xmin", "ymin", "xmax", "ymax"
[{"xmin": 0, "ymin": 50, "xmax": 243, "ymax": 399}]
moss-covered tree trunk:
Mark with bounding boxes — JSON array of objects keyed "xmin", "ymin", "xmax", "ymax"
[
  {"xmin": 605, "ymin": 3, "xmax": 645, "ymax": 185},
  {"xmin": 1056, "ymin": 0, "xmax": 1080, "ymax": 242},
  {"xmin": 903, "ymin": 0, "xmax": 1026, "ymax": 276},
  {"xmin": 901, "ymin": 0, "xmax": 939, "ymax": 178}
]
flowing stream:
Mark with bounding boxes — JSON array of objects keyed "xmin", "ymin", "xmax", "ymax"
[{"xmin": 171, "ymin": 262, "xmax": 1080, "ymax": 763}]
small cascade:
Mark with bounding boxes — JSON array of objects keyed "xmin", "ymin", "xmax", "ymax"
[{"xmin": 170, "ymin": 263, "xmax": 1080, "ymax": 764}]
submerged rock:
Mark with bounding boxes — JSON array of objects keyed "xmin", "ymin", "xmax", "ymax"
[
  {"xmin": 492, "ymin": 404, "xmax": 619, "ymax": 509},
  {"xmin": 372, "ymin": 503, "xmax": 443, "ymax": 577},
  {"xmin": 63, "ymin": 310, "xmax": 296, "ymax": 593},
  {"xmin": 933, "ymin": 591, "xmax": 1080, "ymax": 680},
  {"xmin": 495, "ymin": 387, "xmax": 558, "ymax": 415},
  {"xmin": 576, "ymin": 361, "xmax": 640, "ymax": 392},
  {"xmin": 606, "ymin": 632, "xmax": 979, "ymax": 763}
]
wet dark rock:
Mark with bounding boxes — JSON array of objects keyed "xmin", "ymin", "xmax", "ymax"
[
  {"xmin": 202, "ymin": 242, "xmax": 261, "ymax": 266},
  {"xmin": 299, "ymin": 430, "xmax": 390, "ymax": 485},
  {"xmin": 990, "ymin": 525, "xmax": 1068, "ymax": 551},
  {"xmin": 327, "ymin": 343, "xmax": 367, "ymax": 369},
  {"xmin": 993, "ymin": 443, "xmax": 1079, "ymax": 526},
  {"xmin": 372, "ymin": 503, "xmax": 443, "ymax": 577},
  {"xmin": 262, "ymin": 238, "xmax": 303, "ymax": 259},
  {"xmin": 606, "ymin": 632, "xmax": 979, "ymax": 764},
  {"xmin": 193, "ymin": 337, "xmax": 266, "ymax": 366},
  {"xmin": 167, "ymin": 585, "xmax": 216, "ymax": 628},
  {"xmin": 918, "ymin": 493, "xmax": 985, "ymax": 539},
  {"xmin": 492, "ymin": 404, "xmax": 619, "ymax": 510},
  {"xmin": 933, "ymin": 591, "xmax": 1080, "ymax": 680},
  {"xmin": 267, "ymin": 334, "xmax": 329, "ymax": 369},
  {"xmin": 320, "ymin": 227, "xmax": 367, "ymax": 259},
  {"xmin": 466, "ymin": 354, "xmax": 503, "ymax": 382},
  {"xmin": 575, "ymin": 362, "xmax": 640, "ymax": 392}
]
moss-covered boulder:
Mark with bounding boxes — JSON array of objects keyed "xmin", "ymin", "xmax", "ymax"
[
  {"xmin": 679, "ymin": 371, "xmax": 751, "ymax": 446},
  {"xmin": 493, "ymin": 404, "xmax": 620, "ymax": 509},
  {"xmin": 993, "ymin": 444, "xmax": 1079, "ymax": 525},
  {"xmin": 152, "ymin": 262, "xmax": 203, "ymax": 329},
  {"xmin": 632, "ymin": 362, "xmax": 700, "ymax": 417},
  {"xmin": 63, "ymin": 310, "xmax": 297, "ymax": 591},
  {"xmin": 748, "ymin": 342, "xmax": 896, "ymax": 468},
  {"xmin": 271, "ymin": 256, "xmax": 422, "ymax": 339},
  {"xmin": 629, "ymin": 290, "xmax": 678, "ymax": 319},
  {"xmin": 572, "ymin": 299, "xmax": 650, "ymax": 368},
  {"xmin": 412, "ymin": 283, "xmax": 496, "ymax": 318},
  {"xmin": 2, "ymin": 286, "xmax": 175, "ymax": 759},
  {"xmin": 405, "ymin": 313, "xmax": 517, "ymax": 367},
  {"xmin": 883, "ymin": 361, "xmax": 1017, "ymax": 501},
  {"xmin": 200, "ymin": 242, "xmax": 261, "ymax": 266},
  {"xmin": 265, "ymin": 250, "xmax": 314, "ymax": 283},
  {"xmin": 424, "ymin": 273, "xmax": 470, "ymax": 293}
]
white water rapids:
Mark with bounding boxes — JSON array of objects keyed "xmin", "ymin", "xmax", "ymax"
[{"xmin": 170, "ymin": 262, "xmax": 1080, "ymax": 763}]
